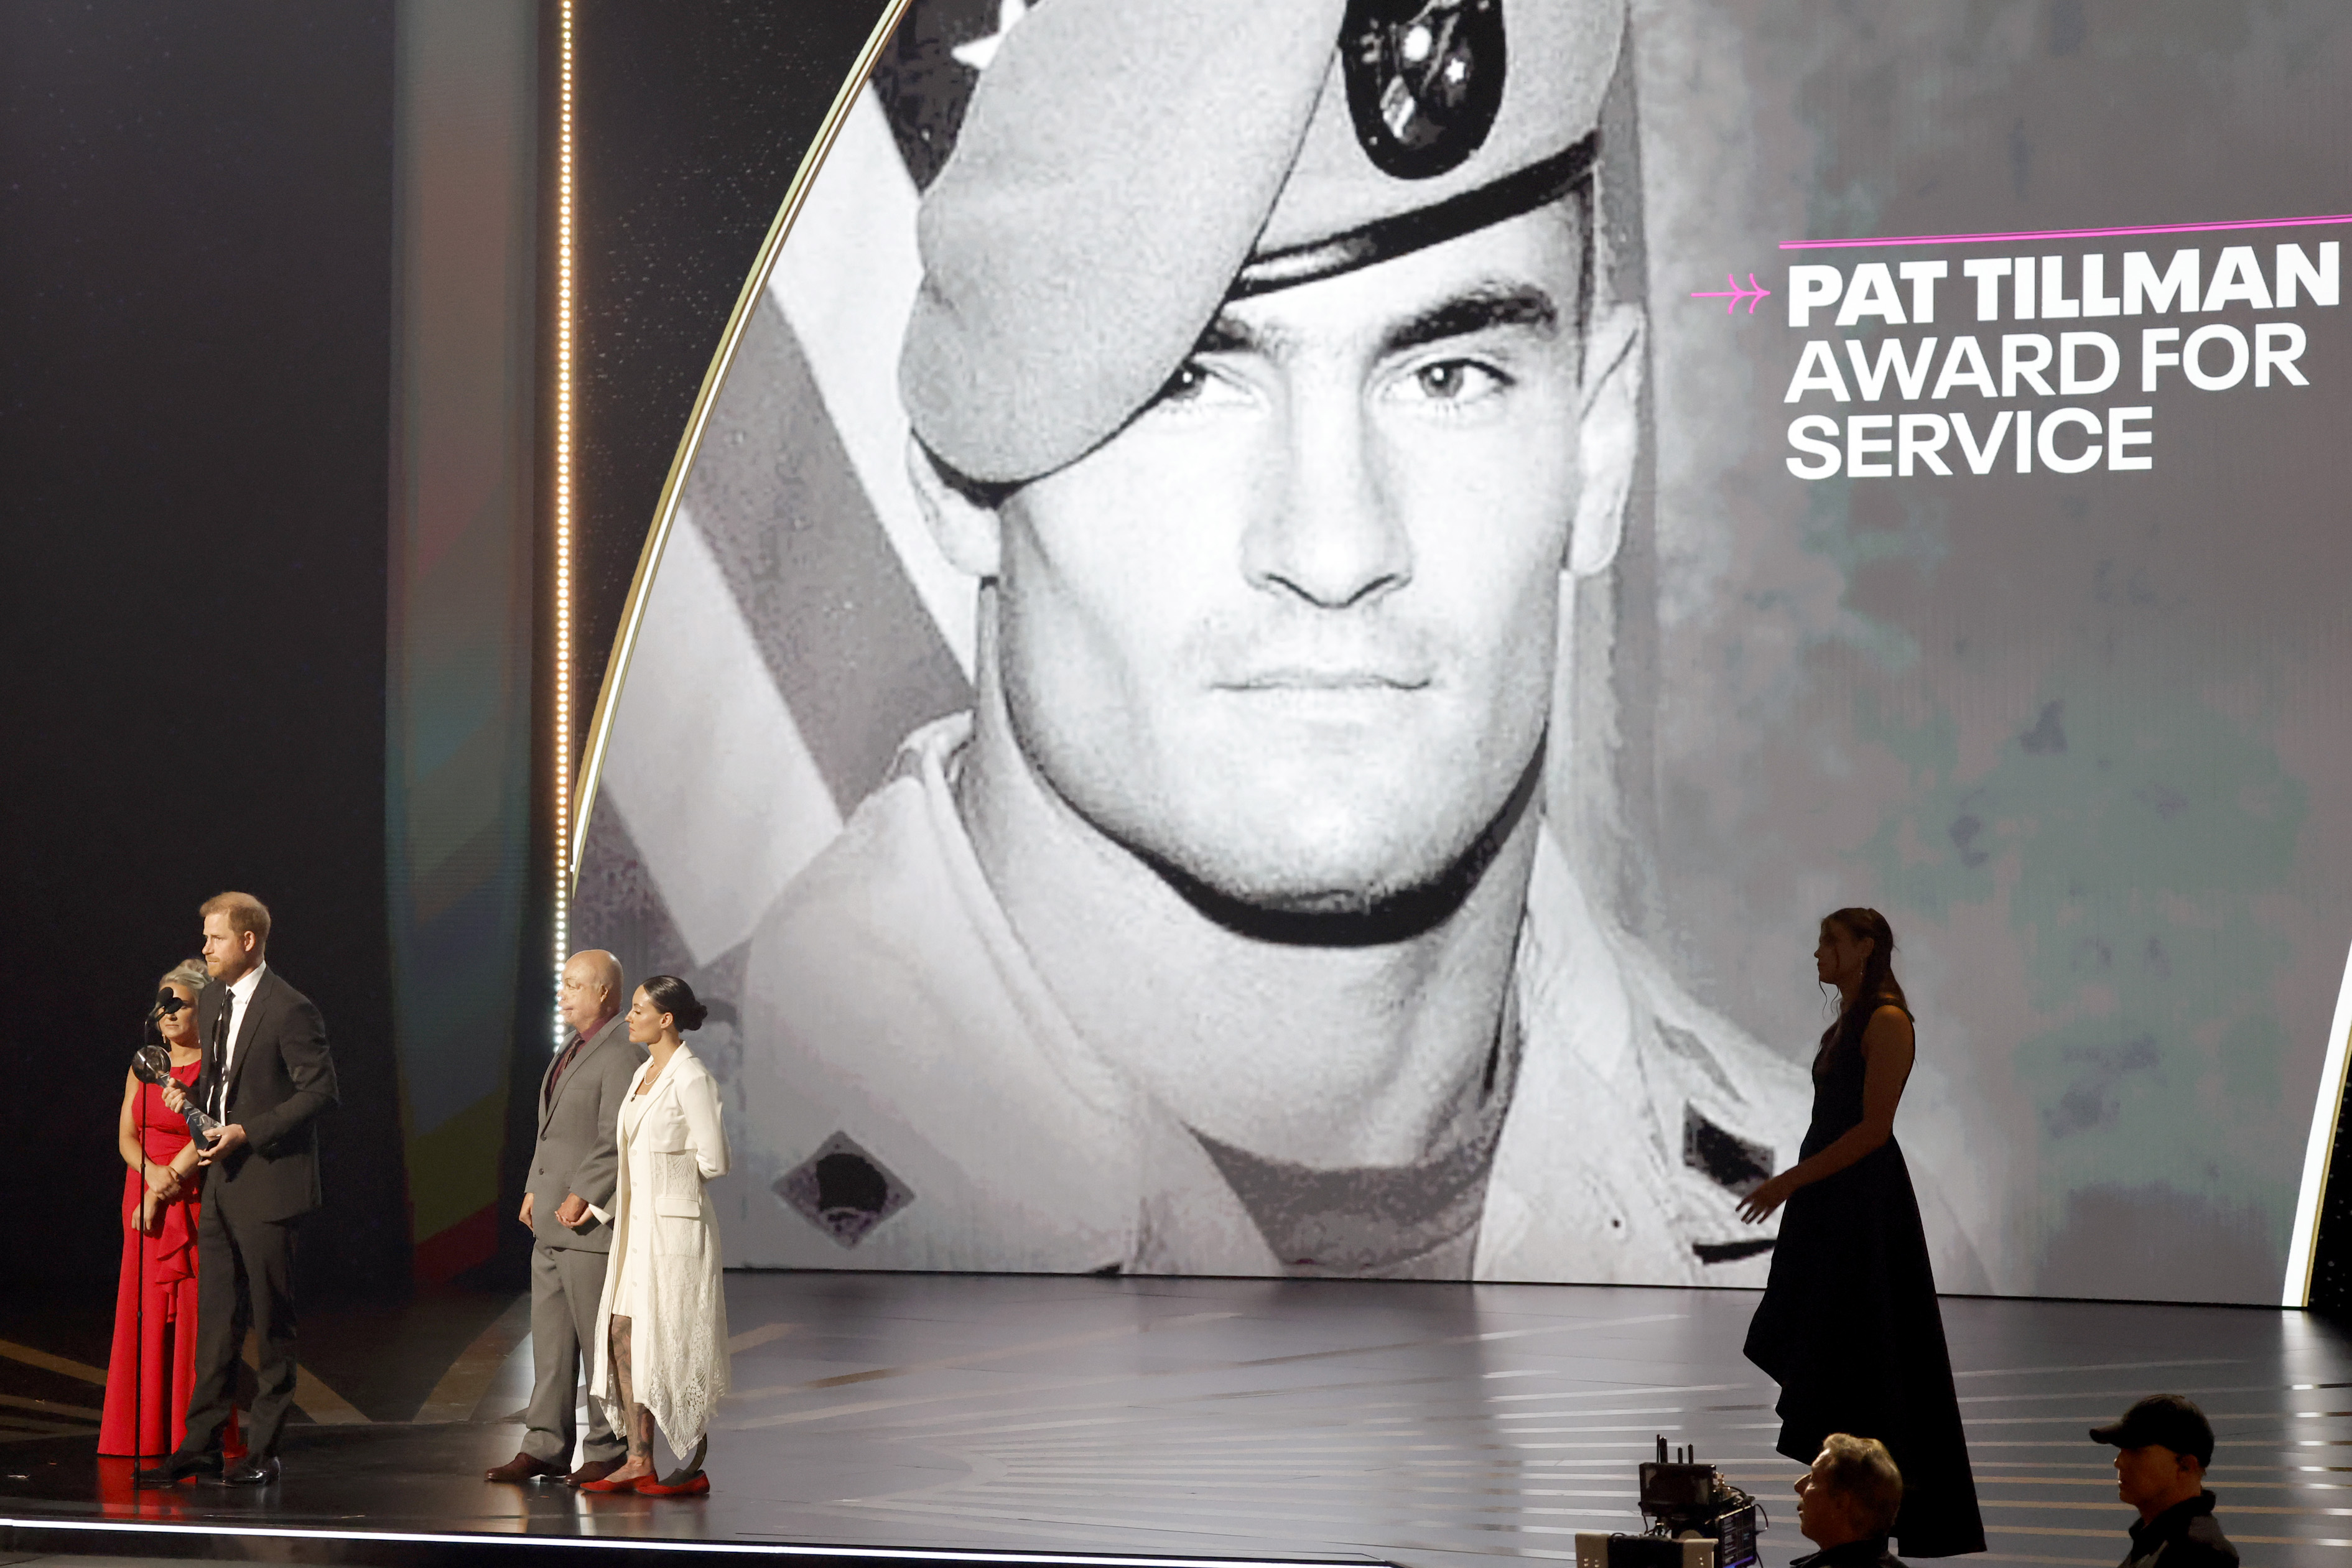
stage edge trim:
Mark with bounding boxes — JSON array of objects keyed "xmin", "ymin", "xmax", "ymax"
[{"xmin": 0, "ymin": 1515, "xmax": 1365, "ymax": 1568}]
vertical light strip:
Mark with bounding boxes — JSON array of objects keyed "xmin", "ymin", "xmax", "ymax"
[
  {"xmin": 551, "ymin": 0, "xmax": 575, "ymax": 1046},
  {"xmin": 2284, "ymin": 942, "xmax": 2352, "ymax": 1305}
]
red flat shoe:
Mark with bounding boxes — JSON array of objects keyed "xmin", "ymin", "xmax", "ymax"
[
  {"xmin": 635, "ymin": 1472, "xmax": 710, "ymax": 1496},
  {"xmin": 577, "ymin": 1469, "xmax": 651, "ymax": 1494}
]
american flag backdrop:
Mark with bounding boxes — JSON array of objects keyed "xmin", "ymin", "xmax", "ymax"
[
  {"xmin": 573, "ymin": 0, "xmax": 1042, "ymax": 1251},
  {"xmin": 574, "ymin": 2, "xmax": 1013, "ymax": 1004}
]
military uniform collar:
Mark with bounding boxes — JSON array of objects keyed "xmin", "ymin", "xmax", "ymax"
[{"xmin": 885, "ymin": 715, "xmax": 1800, "ymax": 1281}]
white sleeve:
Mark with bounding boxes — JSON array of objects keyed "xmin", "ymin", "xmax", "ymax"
[{"xmin": 680, "ymin": 1068, "xmax": 730, "ymax": 1181}]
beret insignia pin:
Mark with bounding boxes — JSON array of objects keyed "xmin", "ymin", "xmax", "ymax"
[{"xmin": 1342, "ymin": 0, "xmax": 1506, "ymax": 179}]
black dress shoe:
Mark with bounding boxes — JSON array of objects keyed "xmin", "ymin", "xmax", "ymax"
[
  {"xmin": 135, "ymin": 1454, "xmax": 221, "ymax": 1486},
  {"xmin": 216, "ymin": 1456, "xmax": 281, "ymax": 1487}
]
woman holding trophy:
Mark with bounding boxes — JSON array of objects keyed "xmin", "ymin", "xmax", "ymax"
[{"xmin": 98, "ymin": 961, "xmax": 242, "ymax": 1460}]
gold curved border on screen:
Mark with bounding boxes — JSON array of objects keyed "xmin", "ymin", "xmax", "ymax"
[{"xmin": 568, "ymin": 0, "xmax": 915, "ymax": 888}]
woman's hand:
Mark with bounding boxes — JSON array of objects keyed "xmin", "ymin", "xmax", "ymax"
[
  {"xmin": 1738, "ymin": 1171, "xmax": 1800, "ymax": 1224},
  {"xmin": 162, "ymin": 1082, "xmax": 190, "ymax": 1115},
  {"xmin": 144, "ymin": 1161, "xmax": 183, "ymax": 1202}
]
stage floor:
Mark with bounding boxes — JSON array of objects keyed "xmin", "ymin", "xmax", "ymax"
[{"xmin": 5, "ymin": 1273, "xmax": 2351, "ymax": 1568}]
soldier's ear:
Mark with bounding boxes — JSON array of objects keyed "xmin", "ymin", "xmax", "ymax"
[
  {"xmin": 1568, "ymin": 301, "xmax": 1645, "ymax": 579},
  {"xmin": 906, "ymin": 434, "xmax": 1003, "ymax": 579}
]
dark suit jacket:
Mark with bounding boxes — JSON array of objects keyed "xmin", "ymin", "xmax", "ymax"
[{"xmin": 194, "ymin": 965, "xmax": 340, "ymax": 1223}]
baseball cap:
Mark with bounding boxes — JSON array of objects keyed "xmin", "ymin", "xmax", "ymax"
[{"xmin": 2089, "ymin": 1394, "xmax": 2215, "ymax": 1466}]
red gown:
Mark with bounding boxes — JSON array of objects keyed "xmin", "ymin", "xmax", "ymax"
[{"xmin": 98, "ymin": 1059, "xmax": 243, "ymax": 1458}]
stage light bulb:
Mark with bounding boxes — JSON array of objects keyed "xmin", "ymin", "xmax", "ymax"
[{"xmin": 552, "ymin": 0, "xmax": 577, "ymax": 1047}]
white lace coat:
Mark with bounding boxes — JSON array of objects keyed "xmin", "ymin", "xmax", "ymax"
[{"xmin": 590, "ymin": 1045, "xmax": 731, "ymax": 1452}]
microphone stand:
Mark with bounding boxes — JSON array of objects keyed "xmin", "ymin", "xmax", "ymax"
[
  {"xmin": 128, "ymin": 1000, "xmax": 209, "ymax": 1488},
  {"xmin": 131, "ymin": 1014, "xmax": 153, "ymax": 1487}
]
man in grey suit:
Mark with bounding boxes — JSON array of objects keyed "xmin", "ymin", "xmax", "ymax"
[{"xmin": 486, "ymin": 950, "xmax": 644, "ymax": 1485}]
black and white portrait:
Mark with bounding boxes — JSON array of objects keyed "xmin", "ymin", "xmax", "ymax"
[{"xmin": 578, "ymin": 0, "xmax": 2352, "ymax": 1302}]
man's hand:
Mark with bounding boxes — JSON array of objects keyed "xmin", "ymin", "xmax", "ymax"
[
  {"xmin": 519, "ymin": 1192, "xmax": 536, "ymax": 1230},
  {"xmin": 555, "ymin": 1194, "xmax": 590, "ymax": 1230},
  {"xmin": 197, "ymin": 1124, "xmax": 248, "ymax": 1164},
  {"xmin": 162, "ymin": 1083, "xmax": 190, "ymax": 1115}
]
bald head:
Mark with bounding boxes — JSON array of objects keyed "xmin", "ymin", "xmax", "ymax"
[{"xmin": 557, "ymin": 949, "xmax": 625, "ymax": 1037}]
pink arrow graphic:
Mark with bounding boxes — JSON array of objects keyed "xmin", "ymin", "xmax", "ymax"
[{"xmin": 1690, "ymin": 272, "xmax": 1772, "ymax": 315}]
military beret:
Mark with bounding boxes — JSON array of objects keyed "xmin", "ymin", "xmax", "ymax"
[{"xmin": 900, "ymin": 0, "xmax": 1627, "ymax": 488}]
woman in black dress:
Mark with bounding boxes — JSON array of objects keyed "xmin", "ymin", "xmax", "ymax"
[{"xmin": 1738, "ymin": 907, "xmax": 1984, "ymax": 1558}]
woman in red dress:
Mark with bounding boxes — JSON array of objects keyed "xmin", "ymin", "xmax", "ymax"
[{"xmin": 98, "ymin": 962, "xmax": 241, "ymax": 1459}]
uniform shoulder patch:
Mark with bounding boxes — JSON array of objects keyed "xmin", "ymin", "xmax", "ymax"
[{"xmin": 776, "ymin": 1131, "xmax": 915, "ymax": 1247}]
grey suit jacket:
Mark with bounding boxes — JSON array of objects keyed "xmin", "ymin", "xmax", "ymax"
[{"xmin": 528, "ymin": 1013, "xmax": 646, "ymax": 1253}]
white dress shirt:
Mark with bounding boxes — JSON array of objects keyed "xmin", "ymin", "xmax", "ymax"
[{"xmin": 217, "ymin": 961, "xmax": 268, "ymax": 1102}]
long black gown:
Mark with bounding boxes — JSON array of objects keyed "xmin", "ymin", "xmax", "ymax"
[{"xmin": 1743, "ymin": 1000, "xmax": 1985, "ymax": 1557}]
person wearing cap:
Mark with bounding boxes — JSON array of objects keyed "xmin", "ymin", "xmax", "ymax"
[
  {"xmin": 736, "ymin": 0, "xmax": 1810, "ymax": 1279},
  {"xmin": 2092, "ymin": 1395, "xmax": 2238, "ymax": 1568},
  {"xmin": 1792, "ymin": 1434, "xmax": 1909, "ymax": 1568}
]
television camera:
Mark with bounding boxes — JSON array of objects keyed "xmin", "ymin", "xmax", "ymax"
[{"xmin": 1574, "ymin": 1436, "xmax": 1765, "ymax": 1568}]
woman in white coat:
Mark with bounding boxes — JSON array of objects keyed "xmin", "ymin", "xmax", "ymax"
[{"xmin": 580, "ymin": 975, "xmax": 730, "ymax": 1495}]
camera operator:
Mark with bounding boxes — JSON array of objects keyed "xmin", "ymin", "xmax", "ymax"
[
  {"xmin": 1792, "ymin": 1435, "xmax": 1908, "ymax": 1568},
  {"xmin": 2092, "ymin": 1395, "xmax": 2238, "ymax": 1568}
]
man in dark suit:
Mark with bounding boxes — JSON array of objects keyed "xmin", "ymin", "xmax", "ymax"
[
  {"xmin": 139, "ymin": 891, "xmax": 338, "ymax": 1487},
  {"xmin": 484, "ymin": 949, "xmax": 643, "ymax": 1485}
]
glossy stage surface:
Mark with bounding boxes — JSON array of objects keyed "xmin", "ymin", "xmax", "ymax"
[{"xmin": 4, "ymin": 1273, "xmax": 2351, "ymax": 1568}]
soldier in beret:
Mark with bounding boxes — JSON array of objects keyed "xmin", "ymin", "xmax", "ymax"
[{"xmin": 738, "ymin": 0, "xmax": 1815, "ymax": 1279}]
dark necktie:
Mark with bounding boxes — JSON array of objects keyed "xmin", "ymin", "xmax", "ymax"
[
  {"xmin": 210, "ymin": 998, "xmax": 231, "ymax": 1121},
  {"xmin": 546, "ymin": 1033, "xmax": 586, "ymax": 1109}
]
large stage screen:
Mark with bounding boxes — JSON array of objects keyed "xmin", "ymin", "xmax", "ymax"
[{"xmin": 574, "ymin": 0, "xmax": 2352, "ymax": 1304}]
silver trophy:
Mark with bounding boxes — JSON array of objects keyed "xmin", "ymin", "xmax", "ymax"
[
  {"xmin": 135, "ymin": 990, "xmax": 219, "ymax": 1149},
  {"xmin": 133, "ymin": 1043, "xmax": 220, "ymax": 1149}
]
